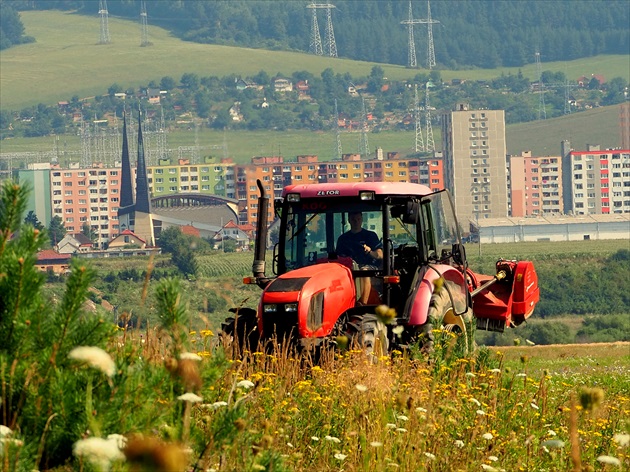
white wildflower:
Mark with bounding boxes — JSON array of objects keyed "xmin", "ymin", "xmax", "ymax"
[
  {"xmin": 73, "ymin": 437, "xmax": 125, "ymax": 471},
  {"xmin": 106, "ymin": 434, "xmax": 127, "ymax": 450},
  {"xmin": 324, "ymin": 435, "xmax": 341, "ymax": 444},
  {"xmin": 530, "ymin": 402, "xmax": 539, "ymax": 410},
  {"xmin": 396, "ymin": 428, "xmax": 408, "ymax": 433},
  {"xmin": 311, "ymin": 436, "xmax": 320, "ymax": 442},
  {"xmin": 416, "ymin": 407, "xmax": 427, "ymax": 413},
  {"xmin": 454, "ymin": 439, "xmax": 465, "ymax": 448},
  {"xmin": 482, "ymin": 433, "xmax": 494, "ymax": 440},
  {"xmin": 333, "ymin": 453, "xmax": 347, "ymax": 461},
  {"xmin": 476, "ymin": 409, "xmax": 486, "ymax": 416},
  {"xmin": 424, "ymin": 452, "xmax": 436, "ymax": 460},
  {"xmin": 465, "ymin": 372, "xmax": 476, "ymax": 378},
  {"xmin": 470, "ymin": 398, "xmax": 481, "ymax": 407},
  {"xmin": 177, "ymin": 393, "xmax": 203, "ymax": 403},
  {"xmin": 481, "ymin": 465, "xmax": 498, "ymax": 472},
  {"xmin": 179, "ymin": 352, "xmax": 202, "ymax": 361},
  {"xmin": 597, "ymin": 455, "xmax": 621, "ymax": 466},
  {"xmin": 210, "ymin": 401, "xmax": 228, "ymax": 409},
  {"xmin": 236, "ymin": 380, "xmax": 255, "ymax": 389},
  {"xmin": 370, "ymin": 441, "xmax": 383, "ymax": 447},
  {"xmin": 547, "ymin": 430, "xmax": 557, "ymax": 437},
  {"xmin": 68, "ymin": 346, "xmax": 116, "ymax": 377},
  {"xmin": 392, "ymin": 325, "xmax": 404, "ymax": 335},
  {"xmin": 355, "ymin": 384, "xmax": 368, "ymax": 392},
  {"xmin": 386, "ymin": 423, "xmax": 397, "ymax": 429},
  {"xmin": 397, "ymin": 415, "xmax": 409, "ymax": 422},
  {"xmin": 613, "ymin": 433, "xmax": 630, "ymax": 447},
  {"xmin": 0, "ymin": 426, "xmax": 12, "ymax": 438},
  {"xmin": 286, "ymin": 442, "xmax": 294, "ymax": 448},
  {"xmin": 387, "ymin": 463, "xmax": 400, "ymax": 468},
  {"xmin": 489, "ymin": 368, "xmax": 501, "ymax": 374},
  {"xmin": 516, "ymin": 373, "xmax": 527, "ymax": 378},
  {"xmin": 541, "ymin": 439, "xmax": 565, "ymax": 449},
  {"xmin": 488, "ymin": 456, "xmax": 498, "ymax": 461}
]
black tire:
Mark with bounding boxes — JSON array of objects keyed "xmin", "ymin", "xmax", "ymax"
[
  {"xmin": 221, "ymin": 308, "xmax": 259, "ymax": 353},
  {"xmin": 423, "ymin": 281, "xmax": 474, "ymax": 356},
  {"xmin": 346, "ymin": 314, "xmax": 389, "ymax": 361}
]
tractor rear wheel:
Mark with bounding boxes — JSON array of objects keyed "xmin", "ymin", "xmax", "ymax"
[
  {"xmin": 221, "ymin": 308, "xmax": 259, "ymax": 353},
  {"xmin": 346, "ymin": 314, "xmax": 389, "ymax": 361},
  {"xmin": 422, "ymin": 281, "xmax": 474, "ymax": 356}
]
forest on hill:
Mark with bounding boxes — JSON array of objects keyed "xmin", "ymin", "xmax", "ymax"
[{"xmin": 3, "ymin": 0, "xmax": 629, "ymax": 68}]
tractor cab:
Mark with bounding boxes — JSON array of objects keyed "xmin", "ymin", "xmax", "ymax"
[{"xmin": 271, "ymin": 184, "xmax": 470, "ymax": 318}]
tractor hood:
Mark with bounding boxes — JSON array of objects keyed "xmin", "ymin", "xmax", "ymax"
[{"xmin": 259, "ymin": 262, "xmax": 356, "ymax": 339}]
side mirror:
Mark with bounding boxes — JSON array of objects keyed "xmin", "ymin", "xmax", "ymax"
[
  {"xmin": 391, "ymin": 201, "xmax": 419, "ymax": 224},
  {"xmin": 274, "ymin": 198, "xmax": 283, "ymax": 219},
  {"xmin": 452, "ymin": 242, "xmax": 467, "ymax": 267}
]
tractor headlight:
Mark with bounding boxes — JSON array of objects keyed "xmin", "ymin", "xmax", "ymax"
[
  {"xmin": 263, "ymin": 304, "xmax": 278, "ymax": 313},
  {"xmin": 285, "ymin": 303, "xmax": 298, "ymax": 312}
]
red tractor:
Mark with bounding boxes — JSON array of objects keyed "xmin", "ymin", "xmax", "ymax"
[{"xmin": 223, "ymin": 181, "xmax": 539, "ymax": 355}]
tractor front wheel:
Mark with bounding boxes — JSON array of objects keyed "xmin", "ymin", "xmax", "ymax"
[
  {"xmin": 221, "ymin": 308, "xmax": 259, "ymax": 353},
  {"xmin": 346, "ymin": 314, "xmax": 389, "ymax": 361}
]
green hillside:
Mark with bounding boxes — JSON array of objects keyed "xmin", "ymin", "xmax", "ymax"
[
  {"xmin": 505, "ymin": 105, "xmax": 621, "ymax": 156},
  {"xmin": 1, "ymin": 10, "xmax": 629, "ymax": 110}
]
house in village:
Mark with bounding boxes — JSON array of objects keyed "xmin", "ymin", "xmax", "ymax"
[
  {"xmin": 57, "ymin": 233, "xmax": 95, "ymax": 254},
  {"xmin": 274, "ymin": 78, "xmax": 293, "ymax": 93},
  {"xmin": 212, "ymin": 220, "xmax": 250, "ymax": 250},
  {"xmin": 107, "ymin": 229, "xmax": 147, "ymax": 250},
  {"xmin": 36, "ymin": 249, "xmax": 71, "ymax": 274}
]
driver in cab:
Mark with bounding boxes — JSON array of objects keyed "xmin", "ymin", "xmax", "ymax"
[{"xmin": 336, "ymin": 211, "xmax": 383, "ymax": 305}]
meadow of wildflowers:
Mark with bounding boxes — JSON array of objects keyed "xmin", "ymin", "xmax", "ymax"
[{"xmin": 1, "ymin": 180, "xmax": 629, "ymax": 471}]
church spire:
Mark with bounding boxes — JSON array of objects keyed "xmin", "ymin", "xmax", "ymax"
[
  {"xmin": 119, "ymin": 111, "xmax": 135, "ymax": 210},
  {"xmin": 134, "ymin": 109, "xmax": 152, "ymax": 214}
]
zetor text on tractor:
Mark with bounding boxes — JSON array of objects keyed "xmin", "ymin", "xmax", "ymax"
[{"xmin": 223, "ymin": 181, "xmax": 539, "ymax": 354}]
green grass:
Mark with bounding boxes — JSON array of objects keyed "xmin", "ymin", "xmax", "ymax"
[{"xmin": 1, "ymin": 10, "xmax": 629, "ymax": 111}]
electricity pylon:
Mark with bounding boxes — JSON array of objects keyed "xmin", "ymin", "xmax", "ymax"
[
  {"xmin": 400, "ymin": 1, "xmax": 419, "ymax": 68},
  {"xmin": 140, "ymin": 0, "xmax": 151, "ymax": 47},
  {"xmin": 98, "ymin": 0, "xmax": 110, "ymax": 44},
  {"xmin": 306, "ymin": 4, "xmax": 323, "ymax": 55},
  {"xmin": 414, "ymin": 84, "xmax": 425, "ymax": 152}
]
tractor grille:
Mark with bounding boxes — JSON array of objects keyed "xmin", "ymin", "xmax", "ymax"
[{"xmin": 262, "ymin": 307, "xmax": 299, "ymax": 343}]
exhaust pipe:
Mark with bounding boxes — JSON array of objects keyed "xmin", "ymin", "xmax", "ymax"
[{"xmin": 252, "ymin": 179, "xmax": 269, "ymax": 281}]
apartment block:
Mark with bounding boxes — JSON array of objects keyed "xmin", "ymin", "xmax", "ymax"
[
  {"xmin": 442, "ymin": 103, "xmax": 508, "ymax": 222},
  {"xmin": 234, "ymin": 154, "xmax": 446, "ymax": 225},
  {"xmin": 148, "ymin": 157, "xmax": 236, "ymax": 199},
  {"xmin": 17, "ymin": 163, "xmax": 52, "ymax": 226},
  {"xmin": 564, "ymin": 145, "xmax": 630, "ymax": 215},
  {"xmin": 509, "ymin": 151, "xmax": 563, "ymax": 217},
  {"xmin": 50, "ymin": 164, "xmax": 122, "ymax": 247}
]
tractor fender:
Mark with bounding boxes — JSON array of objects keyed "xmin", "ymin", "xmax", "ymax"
[{"xmin": 407, "ymin": 264, "xmax": 467, "ymax": 326}]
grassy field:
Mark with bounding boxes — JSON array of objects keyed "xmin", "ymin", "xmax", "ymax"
[{"xmin": 1, "ymin": 10, "xmax": 628, "ymax": 110}]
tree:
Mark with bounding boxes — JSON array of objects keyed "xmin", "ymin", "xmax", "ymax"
[
  {"xmin": 24, "ymin": 211, "xmax": 44, "ymax": 231},
  {"xmin": 180, "ymin": 73, "xmax": 200, "ymax": 90},
  {"xmin": 367, "ymin": 66, "xmax": 385, "ymax": 94},
  {"xmin": 107, "ymin": 83, "xmax": 123, "ymax": 96},
  {"xmin": 48, "ymin": 216, "xmax": 66, "ymax": 247},
  {"xmin": 160, "ymin": 76, "xmax": 176, "ymax": 90},
  {"xmin": 81, "ymin": 223, "xmax": 97, "ymax": 243},
  {"xmin": 0, "ymin": 3, "xmax": 29, "ymax": 50}
]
